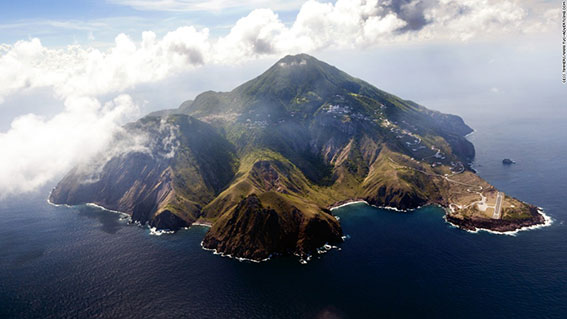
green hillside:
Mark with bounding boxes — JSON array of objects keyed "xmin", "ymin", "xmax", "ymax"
[{"xmin": 50, "ymin": 54, "xmax": 543, "ymax": 261}]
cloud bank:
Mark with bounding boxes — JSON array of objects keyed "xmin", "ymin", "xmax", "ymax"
[
  {"xmin": 0, "ymin": 0, "xmax": 554, "ymax": 103},
  {"xmin": 0, "ymin": 0, "xmax": 557, "ymax": 196},
  {"xmin": 0, "ymin": 95, "xmax": 141, "ymax": 195}
]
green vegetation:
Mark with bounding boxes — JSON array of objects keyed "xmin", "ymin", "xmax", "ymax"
[{"xmin": 50, "ymin": 53, "xmax": 541, "ymax": 260}]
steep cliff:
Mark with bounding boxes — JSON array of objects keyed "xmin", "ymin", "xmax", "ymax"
[{"xmin": 51, "ymin": 53, "xmax": 543, "ymax": 261}]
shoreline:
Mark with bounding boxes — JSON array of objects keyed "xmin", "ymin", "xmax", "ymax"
[
  {"xmin": 464, "ymin": 129, "xmax": 476, "ymax": 138},
  {"xmin": 46, "ymin": 189, "xmax": 75, "ymax": 209},
  {"xmin": 200, "ymin": 241, "xmax": 271, "ymax": 263},
  {"xmin": 49, "ymin": 187, "xmax": 554, "ymax": 261},
  {"xmin": 48, "ymin": 196, "xmax": 210, "ymax": 236},
  {"xmin": 48, "ymin": 189, "xmax": 216, "ymax": 235},
  {"xmin": 48, "ymin": 190, "xmax": 133, "ymax": 221},
  {"xmin": 200, "ymin": 240, "xmax": 341, "ymax": 264},
  {"xmin": 191, "ymin": 221, "xmax": 212, "ymax": 228},
  {"xmin": 50, "ymin": 201, "xmax": 214, "ymax": 235},
  {"xmin": 329, "ymin": 199, "xmax": 368, "ymax": 211},
  {"xmin": 444, "ymin": 208, "xmax": 553, "ymax": 236},
  {"xmin": 85, "ymin": 202, "xmax": 131, "ymax": 218},
  {"xmin": 329, "ymin": 199, "xmax": 419, "ymax": 213},
  {"xmin": 329, "ymin": 197, "xmax": 551, "ymax": 235},
  {"xmin": 47, "ymin": 190, "xmax": 183, "ymax": 236}
]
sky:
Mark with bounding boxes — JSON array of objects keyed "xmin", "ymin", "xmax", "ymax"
[{"xmin": 0, "ymin": 0, "xmax": 564, "ymax": 197}]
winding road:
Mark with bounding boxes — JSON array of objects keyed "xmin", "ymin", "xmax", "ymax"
[
  {"xmin": 387, "ymin": 157, "xmax": 482, "ymax": 190},
  {"xmin": 388, "ymin": 157, "xmax": 506, "ymax": 220}
]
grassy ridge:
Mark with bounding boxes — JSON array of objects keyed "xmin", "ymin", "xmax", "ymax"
[{"xmin": 51, "ymin": 54, "xmax": 538, "ymax": 260}]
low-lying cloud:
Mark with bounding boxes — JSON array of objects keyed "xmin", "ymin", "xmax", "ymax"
[
  {"xmin": 0, "ymin": 95, "xmax": 142, "ymax": 196},
  {"xmin": 73, "ymin": 117, "xmax": 179, "ymax": 185}
]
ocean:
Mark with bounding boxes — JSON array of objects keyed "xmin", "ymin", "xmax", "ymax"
[{"xmin": 1, "ymin": 104, "xmax": 566, "ymax": 318}]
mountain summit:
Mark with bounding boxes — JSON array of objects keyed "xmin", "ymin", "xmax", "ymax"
[
  {"xmin": 182, "ymin": 54, "xmax": 362, "ymax": 115},
  {"xmin": 50, "ymin": 54, "xmax": 545, "ymax": 261}
]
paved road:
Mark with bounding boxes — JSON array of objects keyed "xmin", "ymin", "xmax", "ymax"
[
  {"xmin": 388, "ymin": 157, "xmax": 483, "ymax": 191},
  {"xmin": 493, "ymin": 192, "xmax": 503, "ymax": 219}
]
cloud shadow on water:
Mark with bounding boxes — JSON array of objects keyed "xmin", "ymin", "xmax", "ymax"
[{"xmin": 77, "ymin": 206, "xmax": 124, "ymax": 234}]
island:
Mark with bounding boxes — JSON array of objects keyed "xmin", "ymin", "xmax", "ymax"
[{"xmin": 49, "ymin": 54, "xmax": 547, "ymax": 261}]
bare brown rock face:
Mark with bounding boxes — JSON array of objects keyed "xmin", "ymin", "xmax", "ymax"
[
  {"xmin": 50, "ymin": 115, "xmax": 238, "ymax": 230},
  {"xmin": 202, "ymin": 194, "xmax": 343, "ymax": 260},
  {"xmin": 51, "ymin": 54, "xmax": 544, "ymax": 261},
  {"xmin": 446, "ymin": 206, "xmax": 545, "ymax": 232}
]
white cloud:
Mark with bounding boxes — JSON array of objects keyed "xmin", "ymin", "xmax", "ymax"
[
  {"xmin": 0, "ymin": 27, "xmax": 211, "ymax": 102},
  {"xmin": 75, "ymin": 116, "xmax": 179, "ymax": 185},
  {"xmin": 421, "ymin": 0, "xmax": 528, "ymax": 41},
  {"xmin": 0, "ymin": 0, "xmax": 556, "ymax": 196},
  {"xmin": 214, "ymin": 9, "xmax": 288, "ymax": 61},
  {"xmin": 0, "ymin": 95, "xmax": 141, "ymax": 196},
  {"xmin": 0, "ymin": 0, "xmax": 554, "ymax": 103}
]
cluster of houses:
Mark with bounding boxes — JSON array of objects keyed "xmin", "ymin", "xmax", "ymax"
[
  {"xmin": 244, "ymin": 118, "xmax": 269, "ymax": 128},
  {"xmin": 325, "ymin": 104, "xmax": 373, "ymax": 123}
]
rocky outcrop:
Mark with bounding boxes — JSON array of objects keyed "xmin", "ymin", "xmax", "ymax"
[
  {"xmin": 202, "ymin": 194, "xmax": 343, "ymax": 260},
  {"xmin": 49, "ymin": 115, "xmax": 237, "ymax": 229},
  {"xmin": 150, "ymin": 210, "xmax": 190, "ymax": 231},
  {"xmin": 51, "ymin": 53, "xmax": 546, "ymax": 262},
  {"xmin": 365, "ymin": 186, "xmax": 428, "ymax": 211},
  {"xmin": 50, "ymin": 151, "xmax": 170, "ymax": 217},
  {"xmin": 446, "ymin": 206, "xmax": 545, "ymax": 232}
]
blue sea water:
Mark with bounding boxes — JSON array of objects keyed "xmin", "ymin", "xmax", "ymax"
[{"xmin": 1, "ymin": 107, "xmax": 566, "ymax": 318}]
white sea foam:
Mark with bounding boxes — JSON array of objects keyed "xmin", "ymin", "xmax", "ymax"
[
  {"xmin": 374, "ymin": 205, "xmax": 419, "ymax": 213},
  {"xmin": 47, "ymin": 190, "xmax": 191, "ymax": 234},
  {"xmin": 444, "ymin": 208, "xmax": 553, "ymax": 236},
  {"xmin": 46, "ymin": 188, "xmax": 74, "ymax": 208},
  {"xmin": 85, "ymin": 202, "xmax": 131, "ymax": 220},
  {"xmin": 330, "ymin": 200, "xmax": 368, "ymax": 211},
  {"xmin": 330, "ymin": 197, "xmax": 553, "ymax": 237},
  {"xmin": 329, "ymin": 198, "xmax": 421, "ymax": 213},
  {"xmin": 84, "ymin": 202, "xmax": 134, "ymax": 224},
  {"xmin": 200, "ymin": 240, "xmax": 342, "ymax": 264},
  {"xmin": 47, "ymin": 189, "xmax": 133, "ymax": 223},
  {"xmin": 132, "ymin": 220, "xmax": 144, "ymax": 227},
  {"xmin": 148, "ymin": 227, "xmax": 175, "ymax": 236},
  {"xmin": 464, "ymin": 129, "xmax": 476, "ymax": 138},
  {"xmin": 46, "ymin": 199, "xmax": 73, "ymax": 208},
  {"xmin": 200, "ymin": 241, "xmax": 271, "ymax": 263},
  {"xmin": 315, "ymin": 243, "xmax": 338, "ymax": 256}
]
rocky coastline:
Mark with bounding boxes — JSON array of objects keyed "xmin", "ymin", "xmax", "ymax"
[
  {"xmin": 48, "ymin": 54, "xmax": 551, "ymax": 263},
  {"xmin": 201, "ymin": 194, "xmax": 343, "ymax": 261},
  {"xmin": 445, "ymin": 206, "xmax": 547, "ymax": 233},
  {"xmin": 329, "ymin": 197, "xmax": 549, "ymax": 235}
]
